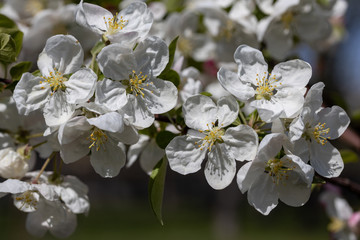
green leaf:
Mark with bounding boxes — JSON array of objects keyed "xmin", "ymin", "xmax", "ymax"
[
  {"xmin": 10, "ymin": 61, "xmax": 32, "ymax": 80},
  {"xmin": 148, "ymin": 157, "xmax": 168, "ymax": 226},
  {"xmin": 200, "ymin": 91, "xmax": 212, "ymax": 97},
  {"xmin": 163, "ymin": 36, "xmax": 178, "ymax": 74},
  {"xmin": 0, "ymin": 14, "xmax": 17, "ymax": 29},
  {"xmin": 90, "ymin": 41, "xmax": 105, "ymax": 76},
  {"xmin": 158, "ymin": 69, "xmax": 180, "ymax": 87},
  {"xmin": 0, "ymin": 33, "xmax": 16, "ymax": 63},
  {"xmin": 11, "ymin": 30, "xmax": 23, "ymax": 57},
  {"xmin": 32, "ymin": 69, "xmax": 41, "ymax": 77},
  {"xmin": 232, "ymin": 117, "xmax": 241, "ymax": 126},
  {"xmin": 156, "ymin": 131, "xmax": 177, "ymax": 149},
  {"xmin": 340, "ymin": 149, "xmax": 358, "ymax": 164}
]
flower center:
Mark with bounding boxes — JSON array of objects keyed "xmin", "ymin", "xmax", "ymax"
[
  {"xmin": 103, "ymin": 13, "xmax": 128, "ymax": 36},
  {"xmin": 255, "ymin": 72, "xmax": 281, "ymax": 101},
  {"xmin": 25, "ymin": 0, "xmax": 44, "ymax": 17},
  {"xmin": 264, "ymin": 158, "xmax": 295, "ymax": 184},
  {"xmin": 125, "ymin": 70, "xmax": 153, "ymax": 98},
  {"xmin": 195, "ymin": 123, "xmax": 225, "ymax": 151},
  {"xmin": 328, "ymin": 218, "xmax": 345, "ymax": 233},
  {"xmin": 312, "ymin": 122, "xmax": 330, "ymax": 145},
  {"xmin": 219, "ymin": 20, "xmax": 235, "ymax": 41},
  {"xmin": 39, "ymin": 69, "xmax": 67, "ymax": 95},
  {"xmin": 15, "ymin": 190, "xmax": 38, "ymax": 210},
  {"xmin": 178, "ymin": 37, "xmax": 192, "ymax": 57},
  {"xmin": 88, "ymin": 128, "xmax": 108, "ymax": 151}
]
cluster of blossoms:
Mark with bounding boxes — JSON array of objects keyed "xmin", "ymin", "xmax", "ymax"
[{"xmin": 0, "ymin": 0, "xmax": 354, "ymax": 238}]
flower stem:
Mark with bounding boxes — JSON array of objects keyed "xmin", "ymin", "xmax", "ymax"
[
  {"xmin": 238, "ymin": 110, "xmax": 247, "ymax": 125},
  {"xmin": 33, "ymin": 152, "xmax": 56, "ymax": 183}
]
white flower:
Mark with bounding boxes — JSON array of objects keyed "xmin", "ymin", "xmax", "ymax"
[
  {"xmin": 13, "ymin": 34, "xmax": 97, "ymax": 127},
  {"xmin": 179, "ymin": 67, "xmax": 203, "ymax": 103},
  {"xmin": 127, "ymin": 134, "xmax": 164, "ymax": 175},
  {"xmin": 58, "ymin": 104, "xmax": 139, "ymax": 178},
  {"xmin": 96, "ymin": 36, "xmax": 178, "ymax": 129},
  {"xmin": 0, "ymin": 171, "xmax": 89, "ymax": 238},
  {"xmin": 166, "ymin": 94, "xmax": 258, "ymax": 190},
  {"xmin": 320, "ymin": 187, "xmax": 357, "ymax": 240},
  {"xmin": 76, "ymin": 0, "xmax": 153, "ymax": 46},
  {"xmin": 218, "ymin": 45, "xmax": 311, "ymax": 122},
  {"xmin": 257, "ymin": 0, "xmax": 333, "ymax": 60},
  {"xmin": 237, "ymin": 133, "xmax": 314, "ymax": 215},
  {"xmin": 289, "ymin": 82, "xmax": 350, "ymax": 177},
  {"xmin": 0, "ymin": 147, "xmax": 29, "ymax": 179}
]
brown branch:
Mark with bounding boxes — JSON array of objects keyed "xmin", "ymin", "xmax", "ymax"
[{"xmin": 317, "ymin": 173, "xmax": 360, "ymax": 197}]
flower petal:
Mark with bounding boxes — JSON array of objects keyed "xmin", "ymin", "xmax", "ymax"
[
  {"xmin": 37, "ymin": 35, "xmax": 84, "ymax": 76},
  {"xmin": 166, "ymin": 135, "xmax": 206, "ymax": 175},
  {"xmin": 95, "ymin": 79, "xmax": 127, "ymax": 111},
  {"xmin": 140, "ymin": 139, "xmax": 164, "ymax": 175},
  {"xmin": 234, "ymin": 45, "xmax": 268, "ymax": 86},
  {"xmin": 223, "ymin": 125, "xmax": 258, "ymax": 161},
  {"xmin": 143, "ymin": 77, "xmax": 178, "ymax": 114},
  {"xmin": 204, "ymin": 144, "xmax": 236, "ymax": 190},
  {"xmin": 65, "ymin": 68, "xmax": 97, "ymax": 104},
  {"xmin": 318, "ymin": 106, "xmax": 350, "ymax": 139},
  {"xmin": 43, "ymin": 92, "xmax": 75, "ymax": 127},
  {"xmin": 87, "ymin": 112, "xmax": 124, "ymax": 133},
  {"xmin": 90, "ymin": 139, "xmax": 126, "ymax": 178},
  {"xmin": 217, "ymin": 67, "xmax": 255, "ymax": 102},
  {"xmin": 183, "ymin": 95, "xmax": 217, "ymax": 131},
  {"xmin": 216, "ymin": 96, "xmax": 239, "ymax": 127}
]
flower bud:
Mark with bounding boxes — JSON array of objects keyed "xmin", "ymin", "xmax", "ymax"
[{"xmin": 0, "ymin": 147, "xmax": 29, "ymax": 179}]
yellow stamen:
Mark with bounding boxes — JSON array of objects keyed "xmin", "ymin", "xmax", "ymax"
[
  {"xmin": 197, "ymin": 122, "xmax": 225, "ymax": 152},
  {"xmin": 88, "ymin": 128, "xmax": 108, "ymax": 151},
  {"xmin": 264, "ymin": 158, "xmax": 296, "ymax": 185},
  {"xmin": 129, "ymin": 70, "xmax": 150, "ymax": 98},
  {"xmin": 313, "ymin": 122, "xmax": 330, "ymax": 145},
  {"xmin": 103, "ymin": 13, "xmax": 128, "ymax": 36},
  {"xmin": 40, "ymin": 68, "xmax": 67, "ymax": 93},
  {"xmin": 255, "ymin": 72, "xmax": 281, "ymax": 101},
  {"xmin": 15, "ymin": 190, "xmax": 38, "ymax": 210}
]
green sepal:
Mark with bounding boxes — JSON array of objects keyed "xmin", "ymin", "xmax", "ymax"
[
  {"xmin": 148, "ymin": 157, "xmax": 168, "ymax": 226},
  {"xmin": 200, "ymin": 91, "xmax": 212, "ymax": 97},
  {"xmin": 156, "ymin": 131, "xmax": 177, "ymax": 149}
]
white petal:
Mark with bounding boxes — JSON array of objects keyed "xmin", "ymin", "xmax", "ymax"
[
  {"xmin": 125, "ymin": 95, "xmax": 154, "ymax": 129},
  {"xmin": 97, "ymin": 44, "xmax": 136, "ymax": 80},
  {"xmin": 216, "ymin": 96, "xmax": 239, "ymax": 127},
  {"xmin": 108, "ymin": 124, "xmax": 139, "ymax": 145},
  {"xmin": 75, "ymin": 1, "xmax": 112, "ymax": 35},
  {"xmin": 90, "ymin": 139, "xmax": 126, "ymax": 178},
  {"xmin": 237, "ymin": 161, "xmax": 264, "ymax": 193},
  {"xmin": 43, "ymin": 92, "xmax": 75, "ymax": 127},
  {"xmin": 247, "ymin": 175, "xmax": 278, "ymax": 215},
  {"xmin": 127, "ymin": 135, "xmax": 150, "ymax": 168},
  {"xmin": 217, "ymin": 67, "xmax": 255, "ymax": 102},
  {"xmin": 234, "ymin": 45, "xmax": 268, "ymax": 86},
  {"xmin": 183, "ymin": 95, "xmax": 217, "ymax": 131},
  {"xmin": 13, "ymin": 73, "xmax": 49, "ymax": 115},
  {"xmin": 87, "ymin": 112, "xmax": 124, "ymax": 133},
  {"xmin": 223, "ymin": 125, "xmax": 258, "ymax": 161},
  {"xmin": 95, "ymin": 79, "xmax": 127, "ymax": 111},
  {"xmin": 271, "ymin": 60, "xmax": 312, "ymax": 90},
  {"xmin": 204, "ymin": 144, "xmax": 236, "ymax": 190},
  {"xmin": 304, "ymin": 82, "xmax": 325, "ymax": 111},
  {"xmin": 26, "ymin": 200, "xmax": 77, "ymax": 238},
  {"xmin": 108, "ymin": 2, "xmax": 153, "ymax": 45},
  {"xmin": 166, "ymin": 135, "xmax": 206, "ymax": 175},
  {"xmin": 37, "ymin": 35, "xmax": 83, "ymax": 75},
  {"xmin": 318, "ymin": 106, "xmax": 350, "ymax": 139},
  {"xmin": 277, "ymin": 155, "xmax": 313, "ymax": 207},
  {"xmin": 276, "ymin": 88, "xmax": 305, "ymax": 118},
  {"xmin": 294, "ymin": 13, "xmax": 331, "ymax": 42},
  {"xmin": 65, "ymin": 68, "xmax": 97, "ymax": 104},
  {"xmin": 143, "ymin": 77, "xmax": 178, "ymax": 114},
  {"xmin": 249, "ymin": 98, "xmax": 283, "ymax": 122},
  {"xmin": 257, "ymin": 133, "xmax": 284, "ymax": 161},
  {"xmin": 140, "ymin": 139, "xmax": 165, "ymax": 175},
  {"xmin": 134, "ymin": 36, "xmax": 168, "ymax": 77},
  {"xmin": 310, "ymin": 142, "xmax": 344, "ymax": 178}
]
